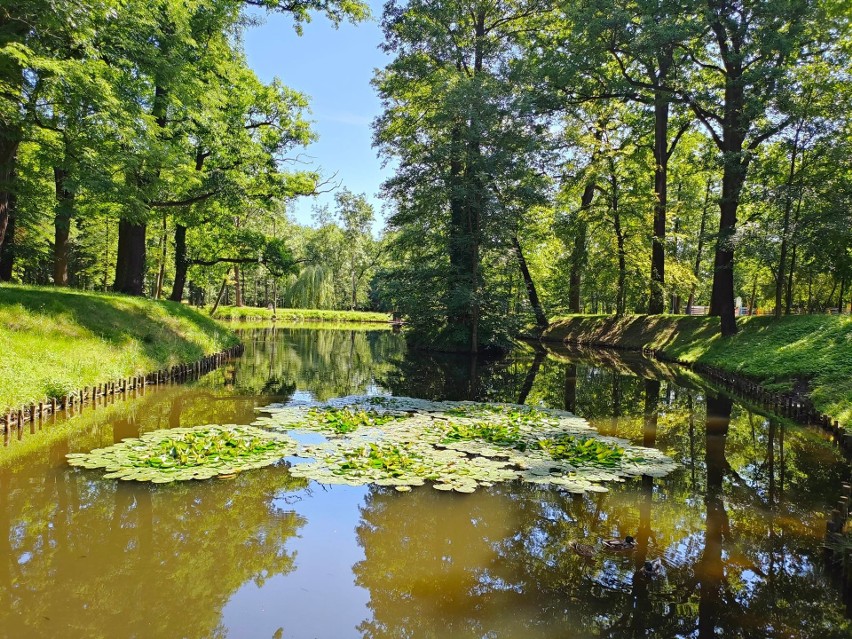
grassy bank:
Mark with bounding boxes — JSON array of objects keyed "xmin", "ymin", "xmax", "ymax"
[
  {"xmin": 542, "ymin": 314, "xmax": 852, "ymax": 426},
  {"xmin": 212, "ymin": 305, "xmax": 392, "ymax": 323},
  {"xmin": 0, "ymin": 285, "xmax": 239, "ymax": 411}
]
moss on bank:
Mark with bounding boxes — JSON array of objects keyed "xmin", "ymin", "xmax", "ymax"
[
  {"xmin": 542, "ymin": 314, "xmax": 852, "ymax": 426},
  {"xmin": 212, "ymin": 305, "xmax": 392, "ymax": 323},
  {"xmin": 0, "ymin": 285, "xmax": 239, "ymax": 410}
]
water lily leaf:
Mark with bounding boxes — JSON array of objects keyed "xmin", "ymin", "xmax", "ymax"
[{"xmin": 66, "ymin": 424, "xmax": 296, "ymax": 484}]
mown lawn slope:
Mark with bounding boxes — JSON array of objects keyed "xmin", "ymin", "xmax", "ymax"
[
  {"xmin": 213, "ymin": 305, "xmax": 392, "ymax": 323},
  {"xmin": 0, "ymin": 285, "xmax": 238, "ymax": 410},
  {"xmin": 543, "ymin": 314, "xmax": 852, "ymax": 426}
]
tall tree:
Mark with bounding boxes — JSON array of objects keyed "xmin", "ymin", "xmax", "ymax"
[
  {"xmin": 563, "ymin": 0, "xmax": 696, "ymax": 313},
  {"xmin": 375, "ymin": 0, "xmax": 548, "ymax": 351},
  {"xmin": 675, "ymin": 0, "xmax": 832, "ymax": 334}
]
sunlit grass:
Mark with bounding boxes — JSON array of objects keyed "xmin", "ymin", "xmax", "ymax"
[
  {"xmin": 212, "ymin": 305, "xmax": 391, "ymax": 323},
  {"xmin": 0, "ymin": 285, "xmax": 238, "ymax": 411},
  {"xmin": 545, "ymin": 313, "xmax": 852, "ymax": 425}
]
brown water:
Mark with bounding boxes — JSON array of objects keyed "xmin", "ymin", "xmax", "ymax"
[{"xmin": 1, "ymin": 326, "xmax": 850, "ymax": 639}]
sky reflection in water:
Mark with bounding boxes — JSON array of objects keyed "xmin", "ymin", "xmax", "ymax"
[{"xmin": 0, "ymin": 326, "xmax": 849, "ymax": 638}]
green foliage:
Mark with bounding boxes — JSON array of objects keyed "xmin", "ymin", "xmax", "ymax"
[
  {"xmin": 0, "ymin": 0, "xmax": 370, "ymax": 300},
  {"xmin": 307, "ymin": 407, "xmax": 403, "ymax": 434},
  {"xmin": 443, "ymin": 421, "xmax": 523, "ymax": 448},
  {"xmin": 212, "ymin": 304, "xmax": 391, "ymax": 323},
  {"xmin": 534, "ymin": 435, "xmax": 625, "ymax": 468},
  {"xmin": 373, "ymin": 0, "xmax": 550, "ymax": 351}
]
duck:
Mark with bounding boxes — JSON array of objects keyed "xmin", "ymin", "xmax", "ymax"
[
  {"xmin": 569, "ymin": 541, "xmax": 597, "ymax": 559},
  {"xmin": 641, "ymin": 558, "xmax": 663, "ymax": 576},
  {"xmin": 602, "ymin": 535, "xmax": 636, "ymax": 551}
]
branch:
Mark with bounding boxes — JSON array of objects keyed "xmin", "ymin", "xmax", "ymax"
[
  {"xmin": 190, "ymin": 256, "xmax": 307, "ymax": 267},
  {"xmin": 666, "ymin": 119, "xmax": 692, "ymax": 159},
  {"xmin": 747, "ymin": 117, "xmax": 793, "ymax": 151},
  {"xmin": 149, "ymin": 191, "xmax": 220, "ymax": 207}
]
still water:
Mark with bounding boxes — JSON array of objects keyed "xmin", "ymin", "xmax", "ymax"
[{"xmin": 1, "ymin": 326, "xmax": 850, "ymax": 638}]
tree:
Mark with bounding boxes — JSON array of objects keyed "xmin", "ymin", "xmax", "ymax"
[
  {"xmin": 674, "ymin": 0, "xmax": 834, "ymax": 334},
  {"xmin": 374, "ymin": 0, "xmax": 549, "ymax": 351}
]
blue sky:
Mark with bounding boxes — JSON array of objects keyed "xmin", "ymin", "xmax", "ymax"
[{"xmin": 243, "ymin": 1, "xmax": 392, "ymax": 228}]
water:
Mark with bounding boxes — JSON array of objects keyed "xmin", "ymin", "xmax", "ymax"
[{"xmin": 1, "ymin": 326, "xmax": 850, "ymax": 638}]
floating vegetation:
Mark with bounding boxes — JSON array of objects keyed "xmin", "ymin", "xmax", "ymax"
[
  {"xmin": 443, "ymin": 420, "xmax": 524, "ymax": 448},
  {"xmin": 66, "ymin": 425, "xmax": 295, "ymax": 483},
  {"xmin": 306, "ymin": 407, "xmax": 404, "ymax": 434},
  {"xmin": 253, "ymin": 395, "xmax": 677, "ymax": 494},
  {"xmin": 534, "ymin": 435, "xmax": 625, "ymax": 468}
]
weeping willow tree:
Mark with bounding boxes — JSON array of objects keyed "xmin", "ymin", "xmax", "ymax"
[{"xmin": 284, "ymin": 265, "xmax": 336, "ymax": 309}]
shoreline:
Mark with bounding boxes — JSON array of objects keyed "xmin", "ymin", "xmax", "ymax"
[{"xmin": 541, "ymin": 313, "xmax": 852, "ymax": 429}]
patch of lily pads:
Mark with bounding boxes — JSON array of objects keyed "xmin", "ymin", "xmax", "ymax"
[
  {"xmin": 252, "ymin": 395, "xmax": 677, "ymax": 494},
  {"xmin": 66, "ymin": 424, "xmax": 295, "ymax": 483}
]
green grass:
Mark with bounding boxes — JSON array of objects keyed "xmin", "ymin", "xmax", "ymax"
[
  {"xmin": 212, "ymin": 305, "xmax": 392, "ymax": 323},
  {"xmin": 543, "ymin": 314, "xmax": 852, "ymax": 427},
  {"xmin": 0, "ymin": 285, "xmax": 239, "ymax": 411}
]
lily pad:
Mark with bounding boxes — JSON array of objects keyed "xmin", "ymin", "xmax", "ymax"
[
  {"xmin": 253, "ymin": 396, "xmax": 678, "ymax": 494},
  {"xmin": 67, "ymin": 424, "xmax": 295, "ymax": 483}
]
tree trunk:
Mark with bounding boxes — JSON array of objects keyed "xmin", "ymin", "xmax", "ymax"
[
  {"xmin": 648, "ymin": 90, "xmax": 669, "ymax": 314},
  {"xmin": 785, "ymin": 241, "xmax": 796, "ymax": 314},
  {"xmin": 0, "ymin": 136, "xmax": 19, "ymax": 255},
  {"xmin": 839, "ymin": 276, "xmax": 846, "ymax": 315},
  {"xmin": 748, "ymin": 273, "xmax": 758, "ymax": 316},
  {"xmin": 568, "ymin": 182, "xmax": 595, "ymax": 313},
  {"xmin": 234, "ymin": 264, "xmax": 243, "ymax": 307},
  {"xmin": 169, "ymin": 224, "xmax": 188, "ymax": 302},
  {"xmin": 114, "ymin": 83, "xmax": 165, "ymax": 297},
  {"xmin": 209, "ymin": 270, "xmax": 231, "ymax": 316},
  {"xmin": 775, "ymin": 127, "xmax": 802, "ymax": 318},
  {"xmin": 687, "ymin": 177, "xmax": 712, "ymax": 314},
  {"xmin": 0, "ymin": 209, "xmax": 14, "ymax": 281},
  {"xmin": 113, "ymin": 219, "xmax": 147, "ymax": 295},
  {"xmin": 446, "ymin": 123, "xmax": 473, "ymax": 336},
  {"xmin": 610, "ymin": 169, "xmax": 626, "ymax": 317},
  {"xmin": 643, "ymin": 379, "xmax": 661, "ymax": 448},
  {"xmin": 564, "ymin": 363, "xmax": 577, "ymax": 414},
  {"xmin": 53, "ymin": 167, "xmax": 74, "ymax": 286},
  {"xmin": 350, "ymin": 259, "xmax": 357, "ymax": 311},
  {"xmin": 710, "ymin": 153, "xmax": 747, "ymax": 335},
  {"xmin": 699, "ymin": 393, "xmax": 732, "ymax": 639},
  {"xmin": 155, "ymin": 213, "xmax": 167, "ymax": 299},
  {"xmin": 616, "ymin": 226, "xmax": 626, "ymax": 317},
  {"xmin": 670, "ymin": 217, "xmax": 680, "ymax": 313},
  {"xmin": 825, "ymin": 279, "xmax": 837, "ymax": 313},
  {"xmin": 517, "ymin": 349, "xmax": 545, "ymax": 405},
  {"xmin": 512, "ymin": 235, "xmax": 548, "ymax": 329}
]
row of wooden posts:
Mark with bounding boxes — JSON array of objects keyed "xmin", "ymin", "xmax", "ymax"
[
  {"xmin": 824, "ymin": 483, "xmax": 852, "ymax": 585},
  {"xmin": 1, "ymin": 344, "xmax": 245, "ymax": 433},
  {"xmin": 634, "ymin": 344, "xmax": 852, "ymax": 584},
  {"xmin": 639, "ymin": 346, "xmax": 848, "ymax": 448}
]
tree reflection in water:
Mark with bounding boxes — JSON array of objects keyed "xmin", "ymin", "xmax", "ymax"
[
  {"xmin": 363, "ymin": 343, "xmax": 851, "ymax": 638},
  {"xmin": 1, "ymin": 453, "xmax": 307, "ymax": 639},
  {"xmin": 1, "ymin": 329, "xmax": 850, "ymax": 638}
]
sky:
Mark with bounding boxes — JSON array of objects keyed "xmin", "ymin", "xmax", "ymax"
[{"xmin": 243, "ymin": 1, "xmax": 393, "ymax": 228}]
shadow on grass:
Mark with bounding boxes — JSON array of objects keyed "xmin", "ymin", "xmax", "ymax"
[{"xmin": 0, "ymin": 286, "xmax": 236, "ymax": 364}]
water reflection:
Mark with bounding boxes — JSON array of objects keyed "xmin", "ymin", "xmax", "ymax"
[
  {"xmin": 1, "ymin": 459, "xmax": 307, "ymax": 639},
  {"xmin": 0, "ymin": 328, "xmax": 850, "ymax": 638}
]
